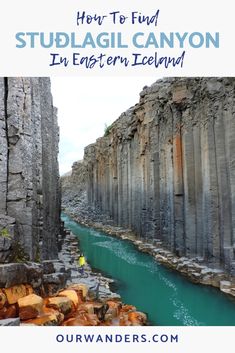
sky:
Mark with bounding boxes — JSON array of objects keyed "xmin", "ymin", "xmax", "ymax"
[{"xmin": 51, "ymin": 76, "xmax": 160, "ymax": 175}]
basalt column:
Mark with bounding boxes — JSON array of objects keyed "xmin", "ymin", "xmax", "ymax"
[
  {"xmin": 0, "ymin": 77, "xmax": 60, "ymax": 263},
  {"xmin": 84, "ymin": 78, "xmax": 235, "ymax": 274}
]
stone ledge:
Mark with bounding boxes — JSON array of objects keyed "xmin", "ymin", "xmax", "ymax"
[
  {"xmin": 0, "ymin": 262, "xmax": 43, "ymax": 289},
  {"xmin": 65, "ymin": 213, "xmax": 235, "ymax": 299}
]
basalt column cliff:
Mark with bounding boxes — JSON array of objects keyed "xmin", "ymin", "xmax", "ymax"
[
  {"xmin": 83, "ymin": 78, "xmax": 235, "ymax": 274},
  {"xmin": 0, "ymin": 78, "xmax": 148, "ymax": 327},
  {"xmin": 0, "ymin": 77, "xmax": 60, "ymax": 263}
]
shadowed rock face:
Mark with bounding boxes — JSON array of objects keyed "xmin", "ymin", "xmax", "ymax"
[
  {"xmin": 81, "ymin": 77, "xmax": 235, "ymax": 274},
  {"xmin": 61, "ymin": 161, "xmax": 87, "ymax": 209},
  {"xmin": 0, "ymin": 77, "xmax": 60, "ymax": 262}
]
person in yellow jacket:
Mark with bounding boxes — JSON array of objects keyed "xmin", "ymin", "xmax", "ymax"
[{"xmin": 78, "ymin": 253, "xmax": 86, "ymax": 275}]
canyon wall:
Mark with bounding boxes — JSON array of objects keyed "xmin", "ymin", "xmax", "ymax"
[
  {"xmin": 83, "ymin": 78, "xmax": 235, "ymax": 274},
  {"xmin": 61, "ymin": 161, "xmax": 86, "ymax": 205},
  {"xmin": 0, "ymin": 77, "xmax": 60, "ymax": 263}
]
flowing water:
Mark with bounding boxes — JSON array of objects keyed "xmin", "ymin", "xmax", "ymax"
[{"xmin": 62, "ymin": 214, "xmax": 235, "ymax": 325}]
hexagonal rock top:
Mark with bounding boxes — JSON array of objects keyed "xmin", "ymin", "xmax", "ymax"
[{"xmin": 18, "ymin": 294, "xmax": 44, "ymax": 320}]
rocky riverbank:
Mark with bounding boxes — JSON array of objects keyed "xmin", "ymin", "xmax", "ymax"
[
  {"xmin": 62, "ymin": 197, "xmax": 235, "ymax": 299},
  {"xmin": 0, "ymin": 225, "xmax": 147, "ymax": 326}
]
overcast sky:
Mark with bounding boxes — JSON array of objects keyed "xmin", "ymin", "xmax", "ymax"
[{"xmin": 51, "ymin": 76, "xmax": 160, "ymax": 175}]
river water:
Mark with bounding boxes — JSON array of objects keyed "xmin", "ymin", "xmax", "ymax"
[{"xmin": 62, "ymin": 214, "xmax": 235, "ymax": 326}]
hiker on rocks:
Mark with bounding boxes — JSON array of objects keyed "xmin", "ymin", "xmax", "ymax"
[{"xmin": 78, "ymin": 253, "xmax": 86, "ymax": 275}]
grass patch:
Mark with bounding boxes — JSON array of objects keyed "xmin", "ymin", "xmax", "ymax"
[
  {"xmin": 104, "ymin": 123, "xmax": 112, "ymax": 137},
  {"xmin": 0, "ymin": 228, "xmax": 11, "ymax": 239}
]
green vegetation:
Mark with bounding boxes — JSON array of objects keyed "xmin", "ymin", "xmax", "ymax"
[
  {"xmin": 13, "ymin": 241, "xmax": 29, "ymax": 263},
  {"xmin": 35, "ymin": 245, "xmax": 41, "ymax": 263},
  {"xmin": 0, "ymin": 228, "xmax": 30, "ymax": 262},
  {"xmin": 104, "ymin": 123, "xmax": 112, "ymax": 137},
  {"xmin": 0, "ymin": 228, "xmax": 11, "ymax": 239}
]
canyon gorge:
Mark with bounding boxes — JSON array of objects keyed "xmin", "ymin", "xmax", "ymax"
[
  {"xmin": 0, "ymin": 77, "xmax": 146, "ymax": 326},
  {"xmin": 1, "ymin": 76, "xmax": 235, "ymax": 326},
  {"xmin": 63, "ymin": 77, "xmax": 235, "ymax": 276}
]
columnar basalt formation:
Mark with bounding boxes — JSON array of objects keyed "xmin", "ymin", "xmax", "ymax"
[
  {"xmin": 0, "ymin": 77, "xmax": 60, "ymax": 263},
  {"xmin": 83, "ymin": 78, "xmax": 235, "ymax": 275},
  {"xmin": 0, "ymin": 78, "xmax": 149, "ymax": 326},
  {"xmin": 61, "ymin": 161, "xmax": 87, "ymax": 207}
]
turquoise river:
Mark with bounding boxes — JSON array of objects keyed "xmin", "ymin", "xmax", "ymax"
[{"xmin": 62, "ymin": 214, "xmax": 235, "ymax": 326}]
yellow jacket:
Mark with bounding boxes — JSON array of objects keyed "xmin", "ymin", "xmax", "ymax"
[{"xmin": 79, "ymin": 256, "xmax": 86, "ymax": 266}]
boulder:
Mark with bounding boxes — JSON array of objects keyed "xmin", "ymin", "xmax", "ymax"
[
  {"xmin": 0, "ymin": 304, "xmax": 17, "ymax": 319},
  {"xmin": 220, "ymin": 280, "xmax": 231, "ymax": 293},
  {"xmin": 52, "ymin": 261, "xmax": 66, "ymax": 274},
  {"xmin": 18, "ymin": 294, "xmax": 43, "ymax": 320},
  {"xmin": 119, "ymin": 314, "xmax": 132, "ymax": 326},
  {"xmin": 58, "ymin": 289, "xmax": 81, "ymax": 309},
  {"xmin": 106, "ymin": 300, "xmax": 122, "ymax": 315},
  {"xmin": 0, "ymin": 263, "xmax": 27, "ymax": 287},
  {"xmin": 43, "ymin": 272, "xmax": 67, "ymax": 285},
  {"xmin": 200, "ymin": 275, "xmax": 213, "ymax": 286},
  {"xmin": 127, "ymin": 311, "xmax": 147, "ymax": 325},
  {"xmin": 211, "ymin": 273, "xmax": 228, "ymax": 288},
  {"xmin": 121, "ymin": 304, "xmax": 136, "ymax": 313},
  {"xmin": 42, "ymin": 306, "xmax": 64, "ymax": 325},
  {"xmin": 42, "ymin": 260, "xmax": 66, "ymax": 274},
  {"xmin": 68, "ymin": 283, "xmax": 88, "ymax": 299},
  {"xmin": 25, "ymin": 263, "xmax": 43, "ymax": 288},
  {"xmin": 230, "ymin": 288, "xmax": 235, "ymax": 297},
  {"xmin": 3, "ymin": 284, "xmax": 27, "ymax": 304},
  {"xmin": 63, "ymin": 313, "xmax": 100, "ymax": 326},
  {"xmin": 42, "ymin": 260, "xmax": 56, "ymax": 274},
  {"xmin": 189, "ymin": 272, "xmax": 201, "ymax": 283},
  {"xmin": 94, "ymin": 303, "xmax": 109, "ymax": 321},
  {"xmin": 24, "ymin": 313, "xmax": 59, "ymax": 326},
  {"xmin": 78, "ymin": 303, "xmax": 95, "ymax": 315},
  {"xmin": 43, "ymin": 272, "xmax": 68, "ymax": 296},
  {"xmin": 46, "ymin": 296, "xmax": 73, "ymax": 316},
  {"xmin": 201, "ymin": 268, "xmax": 213, "ymax": 276},
  {"xmin": 42, "ymin": 283, "xmax": 60, "ymax": 297}
]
